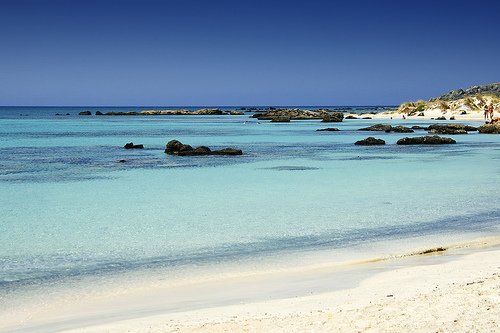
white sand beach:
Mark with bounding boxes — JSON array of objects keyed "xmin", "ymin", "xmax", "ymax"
[{"xmin": 3, "ymin": 236, "xmax": 499, "ymax": 333}]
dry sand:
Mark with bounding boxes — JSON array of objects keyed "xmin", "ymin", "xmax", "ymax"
[
  {"xmin": 350, "ymin": 109, "xmax": 491, "ymax": 122},
  {"xmin": 54, "ymin": 240, "xmax": 500, "ymax": 333}
]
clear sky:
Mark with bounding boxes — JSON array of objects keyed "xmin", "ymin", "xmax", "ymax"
[{"xmin": 0, "ymin": 0, "xmax": 499, "ymax": 106}]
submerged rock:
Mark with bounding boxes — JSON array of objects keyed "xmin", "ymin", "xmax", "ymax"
[
  {"xmin": 124, "ymin": 142, "xmax": 144, "ymax": 149},
  {"xmin": 396, "ymin": 136, "xmax": 456, "ymax": 145},
  {"xmin": 355, "ymin": 137, "xmax": 386, "ymax": 145},
  {"xmin": 165, "ymin": 140, "xmax": 242, "ymax": 156},
  {"xmin": 79, "ymin": 111, "xmax": 92, "ymax": 116},
  {"xmin": 316, "ymin": 127, "xmax": 339, "ymax": 131}
]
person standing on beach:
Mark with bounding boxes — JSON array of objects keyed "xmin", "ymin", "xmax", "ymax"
[
  {"xmin": 488, "ymin": 103, "xmax": 494, "ymax": 120},
  {"xmin": 484, "ymin": 104, "xmax": 490, "ymax": 121}
]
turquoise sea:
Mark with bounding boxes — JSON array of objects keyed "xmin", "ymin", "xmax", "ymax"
[{"xmin": 1, "ymin": 106, "xmax": 499, "ymax": 291}]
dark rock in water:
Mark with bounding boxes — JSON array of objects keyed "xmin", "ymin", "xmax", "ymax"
[
  {"xmin": 316, "ymin": 128, "xmax": 339, "ymax": 131},
  {"xmin": 411, "ymin": 125, "xmax": 428, "ymax": 130},
  {"xmin": 435, "ymin": 116, "xmax": 447, "ymax": 120},
  {"xmin": 271, "ymin": 116, "xmax": 291, "ymax": 122},
  {"xmin": 196, "ymin": 108, "xmax": 223, "ymax": 115},
  {"xmin": 359, "ymin": 124, "xmax": 392, "ymax": 132},
  {"xmin": 105, "ymin": 111, "xmax": 139, "ymax": 116},
  {"xmin": 55, "ymin": 113, "xmax": 62, "ymax": 116},
  {"xmin": 79, "ymin": 111, "xmax": 92, "ymax": 116},
  {"xmin": 428, "ymin": 128, "xmax": 467, "ymax": 135},
  {"xmin": 165, "ymin": 140, "xmax": 184, "ymax": 154},
  {"xmin": 95, "ymin": 111, "xmax": 103, "ymax": 115},
  {"xmin": 321, "ymin": 112, "xmax": 344, "ymax": 122},
  {"xmin": 355, "ymin": 137, "xmax": 386, "ymax": 145},
  {"xmin": 66, "ymin": 113, "xmax": 70, "ymax": 115},
  {"xmin": 427, "ymin": 124, "xmax": 477, "ymax": 134},
  {"xmin": 478, "ymin": 123, "xmax": 500, "ymax": 134},
  {"xmin": 212, "ymin": 148, "xmax": 243, "ymax": 155},
  {"xmin": 397, "ymin": 136, "xmax": 456, "ymax": 145},
  {"xmin": 362, "ymin": 117, "xmax": 373, "ymax": 119},
  {"xmin": 124, "ymin": 142, "xmax": 144, "ymax": 149},
  {"xmin": 392, "ymin": 125, "xmax": 414, "ymax": 133},
  {"xmin": 118, "ymin": 159, "xmax": 127, "ymax": 163},
  {"xmin": 345, "ymin": 115, "xmax": 359, "ymax": 119},
  {"xmin": 165, "ymin": 140, "xmax": 242, "ymax": 156}
]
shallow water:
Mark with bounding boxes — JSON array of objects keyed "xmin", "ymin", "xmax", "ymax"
[{"xmin": 0, "ymin": 106, "xmax": 499, "ymax": 290}]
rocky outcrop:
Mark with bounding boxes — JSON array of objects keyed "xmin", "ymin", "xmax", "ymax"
[
  {"xmin": 427, "ymin": 124, "xmax": 477, "ymax": 135},
  {"xmin": 478, "ymin": 123, "xmax": 500, "ymax": 134},
  {"xmin": 95, "ymin": 111, "xmax": 103, "ymax": 115},
  {"xmin": 105, "ymin": 111, "xmax": 139, "ymax": 116},
  {"xmin": 124, "ymin": 142, "xmax": 144, "ymax": 149},
  {"xmin": 316, "ymin": 128, "xmax": 339, "ymax": 131},
  {"xmin": 271, "ymin": 116, "xmax": 291, "ymax": 122},
  {"xmin": 359, "ymin": 124, "xmax": 392, "ymax": 132},
  {"xmin": 195, "ymin": 108, "xmax": 224, "ymax": 115},
  {"xmin": 396, "ymin": 136, "xmax": 456, "ymax": 145},
  {"xmin": 165, "ymin": 140, "xmax": 242, "ymax": 156},
  {"xmin": 411, "ymin": 125, "xmax": 428, "ymax": 130},
  {"xmin": 392, "ymin": 125, "xmax": 414, "ymax": 133},
  {"xmin": 345, "ymin": 115, "xmax": 359, "ymax": 119},
  {"xmin": 321, "ymin": 112, "xmax": 344, "ymax": 122},
  {"xmin": 79, "ymin": 111, "xmax": 92, "ymax": 116},
  {"xmin": 355, "ymin": 137, "xmax": 385, "ymax": 145},
  {"xmin": 253, "ymin": 109, "xmax": 338, "ymax": 121},
  {"xmin": 433, "ymin": 83, "xmax": 500, "ymax": 101},
  {"xmin": 358, "ymin": 124, "xmax": 413, "ymax": 133}
]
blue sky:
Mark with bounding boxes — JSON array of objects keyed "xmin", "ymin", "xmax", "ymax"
[{"xmin": 0, "ymin": 0, "xmax": 499, "ymax": 106}]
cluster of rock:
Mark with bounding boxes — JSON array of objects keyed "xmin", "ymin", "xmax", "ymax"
[
  {"xmin": 124, "ymin": 142, "xmax": 143, "ymax": 149},
  {"xmin": 358, "ymin": 124, "xmax": 414, "ymax": 133},
  {"xmin": 165, "ymin": 140, "xmax": 242, "ymax": 156},
  {"xmin": 396, "ymin": 136, "xmax": 456, "ymax": 145},
  {"xmin": 79, "ymin": 109, "xmax": 245, "ymax": 116},
  {"xmin": 478, "ymin": 121, "xmax": 500, "ymax": 134},
  {"xmin": 141, "ymin": 108, "xmax": 244, "ymax": 116},
  {"xmin": 427, "ymin": 124, "xmax": 477, "ymax": 135},
  {"xmin": 316, "ymin": 128, "xmax": 339, "ymax": 132},
  {"xmin": 252, "ymin": 109, "xmax": 343, "ymax": 122},
  {"xmin": 355, "ymin": 137, "xmax": 385, "ymax": 145}
]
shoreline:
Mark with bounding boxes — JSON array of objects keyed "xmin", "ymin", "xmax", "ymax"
[{"xmin": 2, "ymin": 232, "xmax": 499, "ymax": 332}]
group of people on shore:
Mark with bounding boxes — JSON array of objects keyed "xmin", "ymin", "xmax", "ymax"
[{"xmin": 484, "ymin": 103, "xmax": 495, "ymax": 122}]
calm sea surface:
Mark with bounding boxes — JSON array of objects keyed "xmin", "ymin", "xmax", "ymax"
[{"xmin": 1, "ymin": 106, "xmax": 499, "ymax": 289}]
